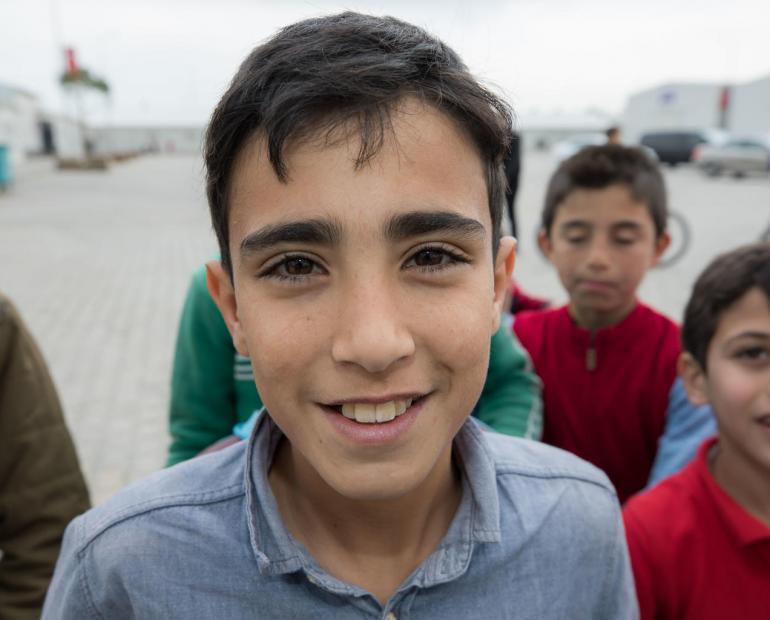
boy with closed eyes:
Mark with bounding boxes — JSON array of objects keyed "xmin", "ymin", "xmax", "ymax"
[{"xmin": 513, "ymin": 145, "xmax": 716, "ymax": 503}]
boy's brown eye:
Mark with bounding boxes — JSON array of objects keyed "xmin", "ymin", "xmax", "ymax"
[
  {"xmin": 284, "ymin": 257, "xmax": 315, "ymax": 275},
  {"xmin": 414, "ymin": 249, "xmax": 445, "ymax": 266}
]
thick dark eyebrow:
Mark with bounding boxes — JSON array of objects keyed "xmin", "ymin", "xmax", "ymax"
[
  {"xmin": 240, "ymin": 219, "xmax": 342, "ymax": 256},
  {"xmin": 384, "ymin": 211, "xmax": 485, "ymax": 242}
]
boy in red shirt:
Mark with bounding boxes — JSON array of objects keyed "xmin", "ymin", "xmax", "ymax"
[
  {"xmin": 623, "ymin": 242, "xmax": 770, "ymax": 619},
  {"xmin": 514, "ymin": 145, "xmax": 715, "ymax": 502}
]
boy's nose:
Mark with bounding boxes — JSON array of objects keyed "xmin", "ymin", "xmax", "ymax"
[
  {"xmin": 330, "ymin": 280, "xmax": 416, "ymax": 374},
  {"xmin": 585, "ymin": 239, "xmax": 612, "ymax": 270}
]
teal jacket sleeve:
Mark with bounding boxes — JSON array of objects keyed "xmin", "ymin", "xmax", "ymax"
[
  {"xmin": 474, "ymin": 323, "xmax": 543, "ymax": 439},
  {"xmin": 167, "ymin": 266, "xmax": 261, "ymax": 466}
]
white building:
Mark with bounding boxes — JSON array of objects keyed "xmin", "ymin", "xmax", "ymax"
[
  {"xmin": 518, "ymin": 109, "xmax": 615, "ymax": 150},
  {"xmin": 91, "ymin": 125, "xmax": 204, "ymax": 156},
  {"xmin": 622, "ymin": 73, "xmax": 770, "ymax": 142},
  {"xmin": 0, "ymin": 83, "xmax": 43, "ymax": 167},
  {"xmin": 622, "ymin": 83, "xmax": 727, "ymax": 143},
  {"xmin": 730, "ymin": 74, "xmax": 770, "ymax": 136}
]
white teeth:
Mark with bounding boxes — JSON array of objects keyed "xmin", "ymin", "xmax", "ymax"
[
  {"xmin": 341, "ymin": 405, "xmax": 356, "ymax": 420},
  {"xmin": 356, "ymin": 403, "xmax": 376, "ymax": 423},
  {"xmin": 375, "ymin": 401, "xmax": 396, "ymax": 423},
  {"xmin": 340, "ymin": 398, "xmax": 414, "ymax": 424}
]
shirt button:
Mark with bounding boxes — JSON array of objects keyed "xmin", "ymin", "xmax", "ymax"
[{"xmin": 385, "ymin": 613, "xmax": 397, "ymax": 620}]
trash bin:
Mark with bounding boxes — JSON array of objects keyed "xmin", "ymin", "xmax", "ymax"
[{"xmin": 0, "ymin": 144, "xmax": 11, "ymax": 191}]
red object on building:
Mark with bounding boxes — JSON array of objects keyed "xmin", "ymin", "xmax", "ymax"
[
  {"xmin": 64, "ymin": 48, "xmax": 79, "ymax": 75},
  {"xmin": 719, "ymin": 86, "xmax": 731, "ymax": 112}
]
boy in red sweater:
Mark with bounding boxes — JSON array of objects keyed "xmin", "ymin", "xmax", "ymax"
[
  {"xmin": 623, "ymin": 243, "xmax": 770, "ymax": 619},
  {"xmin": 514, "ymin": 145, "xmax": 715, "ymax": 502}
]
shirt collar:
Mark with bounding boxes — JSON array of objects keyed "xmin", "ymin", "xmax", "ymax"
[
  {"xmin": 243, "ymin": 409, "xmax": 501, "ymax": 587},
  {"xmin": 695, "ymin": 437, "xmax": 770, "ymax": 547},
  {"xmin": 561, "ymin": 300, "xmax": 644, "ymax": 344}
]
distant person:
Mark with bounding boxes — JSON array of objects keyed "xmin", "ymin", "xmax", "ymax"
[
  {"xmin": 606, "ymin": 126, "xmax": 621, "ymax": 145},
  {"xmin": 624, "ymin": 242, "xmax": 770, "ymax": 619},
  {"xmin": 0, "ymin": 292, "xmax": 90, "ymax": 619},
  {"xmin": 513, "ymin": 144, "xmax": 716, "ymax": 503},
  {"xmin": 167, "ymin": 261, "xmax": 544, "ymax": 466},
  {"xmin": 44, "ymin": 14, "xmax": 636, "ymax": 617}
]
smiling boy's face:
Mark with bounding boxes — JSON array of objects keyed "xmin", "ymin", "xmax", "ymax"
[{"xmin": 210, "ymin": 100, "xmax": 514, "ymax": 501}]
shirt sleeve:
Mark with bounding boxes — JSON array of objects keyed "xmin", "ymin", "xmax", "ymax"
[
  {"xmin": 167, "ymin": 265, "xmax": 254, "ymax": 466},
  {"xmin": 473, "ymin": 323, "xmax": 543, "ymax": 439},
  {"xmin": 646, "ymin": 378, "xmax": 716, "ymax": 487},
  {"xmin": 41, "ymin": 517, "xmax": 100, "ymax": 619},
  {"xmin": 596, "ymin": 504, "xmax": 640, "ymax": 620}
]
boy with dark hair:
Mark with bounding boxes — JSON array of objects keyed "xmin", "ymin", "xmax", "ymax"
[
  {"xmin": 514, "ymin": 145, "xmax": 715, "ymax": 502},
  {"xmin": 44, "ymin": 13, "xmax": 636, "ymax": 618},
  {"xmin": 623, "ymin": 242, "xmax": 770, "ymax": 619}
]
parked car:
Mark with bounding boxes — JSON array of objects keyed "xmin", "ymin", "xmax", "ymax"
[
  {"xmin": 640, "ymin": 130, "xmax": 726, "ymax": 165},
  {"xmin": 693, "ymin": 136, "xmax": 770, "ymax": 178}
]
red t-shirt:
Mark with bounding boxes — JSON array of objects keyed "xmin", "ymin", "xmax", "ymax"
[
  {"xmin": 513, "ymin": 303, "xmax": 679, "ymax": 502},
  {"xmin": 623, "ymin": 438, "xmax": 770, "ymax": 619}
]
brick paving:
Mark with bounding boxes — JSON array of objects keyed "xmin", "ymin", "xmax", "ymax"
[
  {"xmin": 0, "ymin": 152, "xmax": 768, "ymax": 505},
  {"xmin": 0, "ymin": 155, "xmax": 216, "ymax": 504}
]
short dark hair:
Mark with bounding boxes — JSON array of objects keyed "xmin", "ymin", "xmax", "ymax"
[
  {"xmin": 605, "ymin": 126, "xmax": 620, "ymax": 139},
  {"xmin": 205, "ymin": 11, "xmax": 513, "ymax": 277},
  {"xmin": 682, "ymin": 242, "xmax": 770, "ymax": 370},
  {"xmin": 541, "ymin": 145, "xmax": 667, "ymax": 238}
]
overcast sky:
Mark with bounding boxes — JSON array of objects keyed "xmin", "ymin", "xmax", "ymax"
[{"xmin": 2, "ymin": 0, "xmax": 769, "ymax": 126}]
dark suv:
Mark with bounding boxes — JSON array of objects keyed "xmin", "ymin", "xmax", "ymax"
[{"xmin": 640, "ymin": 130, "xmax": 724, "ymax": 165}]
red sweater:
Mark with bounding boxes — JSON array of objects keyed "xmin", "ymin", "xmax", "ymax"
[
  {"xmin": 623, "ymin": 438, "xmax": 770, "ymax": 620},
  {"xmin": 513, "ymin": 303, "xmax": 679, "ymax": 503}
]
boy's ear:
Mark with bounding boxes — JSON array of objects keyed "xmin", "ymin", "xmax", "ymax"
[
  {"xmin": 650, "ymin": 231, "xmax": 672, "ymax": 267},
  {"xmin": 205, "ymin": 260, "xmax": 250, "ymax": 357},
  {"xmin": 537, "ymin": 229, "xmax": 552, "ymax": 259},
  {"xmin": 492, "ymin": 235, "xmax": 517, "ymax": 329},
  {"xmin": 677, "ymin": 352, "xmax": 709, "ymax": 406}
]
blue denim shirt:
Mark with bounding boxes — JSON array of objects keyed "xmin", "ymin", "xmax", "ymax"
[{"xmin": 43, "ymin": 412, "xmax": 638, "ymax": 619}]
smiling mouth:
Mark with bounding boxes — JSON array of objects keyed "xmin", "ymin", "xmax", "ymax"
[{"xmin": 326, "ymin": 397, "xmax": 419, "ymax": 424}]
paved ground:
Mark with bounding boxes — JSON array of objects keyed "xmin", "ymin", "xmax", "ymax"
[
  {"xmin": 1, "ymin": 151, "xmax": 768, "ymax": 504},
  {"xmin": 1, "ymin": 155, "xmax": 216, "ymax": 504}
]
